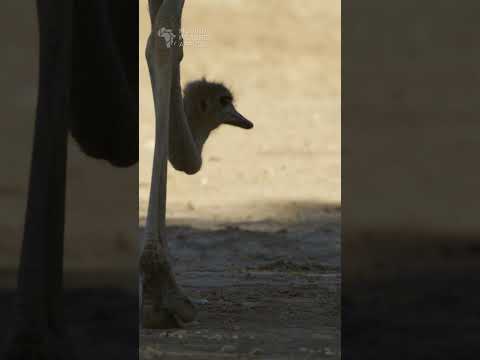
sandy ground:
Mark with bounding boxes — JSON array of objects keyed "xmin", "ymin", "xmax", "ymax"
[{"xmin": 139, "ymin": 1, "xmax": 340, "ymax": 359}]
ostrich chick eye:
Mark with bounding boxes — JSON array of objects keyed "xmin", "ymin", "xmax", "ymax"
[{"xmin": 219, "ymin": 95, "xmax": 232, "ymax": 106}]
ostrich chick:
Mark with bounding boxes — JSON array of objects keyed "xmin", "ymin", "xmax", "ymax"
[
  {"xmin": 184, "ymin": 79, "xmax": 253, "ymax": 148},
  {"xmin": 169, "ymin": 78, "xmax": 253, "ymax": 174}
]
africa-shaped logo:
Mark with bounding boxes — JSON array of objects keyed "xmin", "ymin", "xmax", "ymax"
[{"xmin": 158, "ymin": 27, "xmax": 176, "ymax": 48}]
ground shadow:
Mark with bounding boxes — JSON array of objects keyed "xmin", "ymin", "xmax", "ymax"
[
  {"xmin": 343, "ymin": 230, "xmax": 480, "ymax": 360},
  {"xmin": 0, "ymin": 287, "xmax": 137, "ymax": 359},
  {"xmin": 140, "ymin": 201, "xmax": 341, "ymax": 358}
]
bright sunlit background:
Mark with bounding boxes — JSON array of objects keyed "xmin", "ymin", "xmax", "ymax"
[{"xmin": 139, "ymin": 1, "xmax": 341, "ymax": 227}]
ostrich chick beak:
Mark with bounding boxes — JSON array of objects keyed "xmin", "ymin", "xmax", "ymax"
[{"xmin": 223, "ymin": 106, "xmax": 254, "ymax": 129}]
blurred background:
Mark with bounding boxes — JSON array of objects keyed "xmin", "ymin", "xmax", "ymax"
[
  {"xmin": 343, "ymin": 2, "xmax": 480, "ymax": 283},
  {"xmin": 0, "ymin": 1, "xmax": 138, "ymax": 358},
  {"xmin": 342, "ymin": 2, "xmax": 480, "ymax": 359},
  {"xmin": 0, "ymin": 1, "xmax": 138, "ymax": 289}
]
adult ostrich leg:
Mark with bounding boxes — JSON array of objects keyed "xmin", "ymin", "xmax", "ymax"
[
  {"xmin": 141, "ymin": 0, "xmax": 199, "ymax": 329},
  {"xmin": 2, "ymin": 1, "xmax": 76, "ymax": 358},
  {"xmin": 3, "ymin": 1, "xmax": 138, "ymax": 357},
  {"xmin": 141, "ymin": 0, "xmax": 253, "ymax": 329}
]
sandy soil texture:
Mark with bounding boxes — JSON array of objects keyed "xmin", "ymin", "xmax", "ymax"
[
  {"xmin": 140, "ymin": 223, "xmax": 340, "ymax": 359},
  {"xmin": 139, "ymin": 1, "xmax": 340, "ymax": 359}
]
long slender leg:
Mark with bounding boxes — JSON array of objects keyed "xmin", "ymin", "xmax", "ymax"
[
  {"xmin": 151, "ymin": 0, "xmax": 201, "ymax": 174},
  {"xmin": 2, "ymin": 0, "xmax": 74, "ymax": 358},
  {"xmin": 148, "ymin": 0, "xmax": 184, "ymax": 24},
  {"xmin": 140, "ymin": 0, "xmax": 196, "ymax": 328},
  {"xmin": 141, "ymin": 29, "xmax": 172, "ymax": 326},
  {"xmin": 148, "ymin": 0, "xmax": 162, "ymax": 23}
]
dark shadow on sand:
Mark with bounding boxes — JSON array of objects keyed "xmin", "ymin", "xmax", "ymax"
[{"xmin": 0, "ymin": 287, "xmax": 137, "ymax": 360}]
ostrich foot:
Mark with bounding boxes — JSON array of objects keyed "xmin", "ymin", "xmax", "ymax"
[
  {"xmin": 142, "ymin": 279, "xmax": 198, "ymax": 328},
  {"xmin": 2, "ymin": 327, "xmax": 77, "ymax": 360},
  {"xmin": 162, "ymin": 288, "xmax": 198, "ymax": 323},
  {"xmin": 140, "ymin": 249, "xmax": 198, "ymax": 328},
  {"xmin": 142, "ymin": 304, "xmax": 184, "ymax": 329},
  {"xmin": 142, "ymin": 293, "xmax": 197, "ymax": 329}
]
